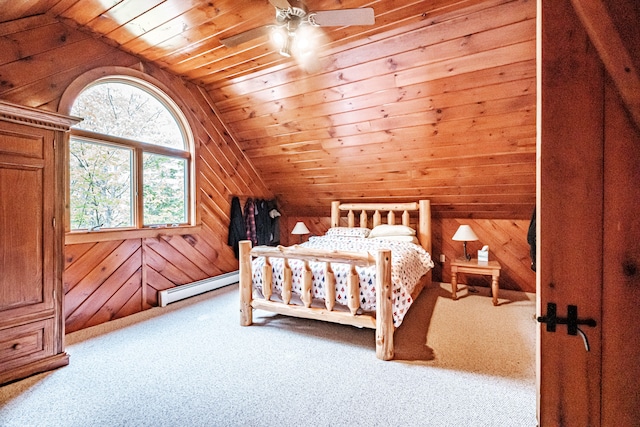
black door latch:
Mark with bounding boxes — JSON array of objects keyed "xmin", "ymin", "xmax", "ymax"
[{"xmin": 537, "ymin": 303, "xmax": 597, "ymax": 351}]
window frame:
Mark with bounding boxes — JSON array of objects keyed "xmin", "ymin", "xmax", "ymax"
[{"xmin": 64, "ymin": 74, "xmax": 197, "ymax": 243}]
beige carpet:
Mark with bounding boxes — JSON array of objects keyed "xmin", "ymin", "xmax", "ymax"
[
  {"xmin": 0, "ymin": 282, "xmax": 537, "ymax": 426},
  {"xmin": 396, "ymin": 283, "xmax": 536, "ymax": 378}
]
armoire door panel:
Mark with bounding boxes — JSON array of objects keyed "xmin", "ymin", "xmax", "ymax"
[{"xmin": 0, "ymin": 166, "xmax": 46, "ymax": 311}]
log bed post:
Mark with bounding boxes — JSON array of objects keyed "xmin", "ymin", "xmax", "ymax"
[
  {"xmin": 418, "ymin": 200, "xmax": 432, "ymax": 254},
  {"xmin": 419, "ymin": 200, "xmax": 432, "ymax": 286},
  {"xmin": 375, "ymin": 249, "xmax": 394, "ymax": 360},
  {"xmin": 239, "ymin": 240, "xmax": 253, "ymax": 326},
  {"xmin": 331, "ymin": 201, "xmax": 340, "ymax": 227}
]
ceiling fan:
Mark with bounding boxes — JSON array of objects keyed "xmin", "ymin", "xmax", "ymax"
[{"xmin": 220, "ymin": 0, "xmax": 375, "ymax": 58}]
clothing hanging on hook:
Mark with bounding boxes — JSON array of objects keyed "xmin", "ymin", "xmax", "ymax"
[{"xmin": 228, "ymin": 196, "xmax": 246, "ymax": 259}]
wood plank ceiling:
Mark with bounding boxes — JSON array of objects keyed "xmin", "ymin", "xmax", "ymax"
[{"xmin": 0, "ymin": 0, "xmax": 537, "ymax": 219}]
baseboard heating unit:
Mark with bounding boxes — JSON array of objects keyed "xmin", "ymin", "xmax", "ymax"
[{"xmin": 158, "ymin": 270, "xmax": 239, "ymax": 307}]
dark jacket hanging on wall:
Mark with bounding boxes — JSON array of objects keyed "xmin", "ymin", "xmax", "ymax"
[
  {"xmin": 231, "ymin": 197, "xmax": 280, "ymax": 253},
  {"xmin": 255, "ymin": 199, "xmax": 271, "ymax": 246},
  {"xmin": 228, "ymin": 196, "xmax": 246, "ymax": 259},
  {"xmin": 527, "ymin": 207, "xmax": 536, "ymax": 272}
]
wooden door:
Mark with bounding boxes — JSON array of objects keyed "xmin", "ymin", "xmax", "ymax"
[{"xmin": 538, "ymin": 0, "xmax": 640, "ymax": 425}]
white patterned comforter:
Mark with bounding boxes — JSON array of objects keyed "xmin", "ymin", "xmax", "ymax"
[{"xmin": 251, "ymin": 235, "xmax": 434, "ymax": 327}]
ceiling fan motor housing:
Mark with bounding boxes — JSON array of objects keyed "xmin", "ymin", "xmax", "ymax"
[{"xmin": 275, "ymin": 0, "xmax": 308, "ymax": 24}]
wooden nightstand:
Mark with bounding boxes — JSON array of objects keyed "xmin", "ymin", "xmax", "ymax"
[{"xmin": 451, "ymin": 258, "xmax": 502, "ymax": 306}]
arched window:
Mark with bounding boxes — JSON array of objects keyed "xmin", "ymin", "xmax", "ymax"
[{"xmin": 68, "ymin": 77, "xmax": 193, "ymax": 231}]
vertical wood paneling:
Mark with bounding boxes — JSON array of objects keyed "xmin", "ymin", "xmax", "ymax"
[
  {"xmin": 601, "ymin": 75, "xmax": 640, "ymax": 426},
  {"xmin": 538, "ymin": 0, "xmax": 604, "ymax": 423}
]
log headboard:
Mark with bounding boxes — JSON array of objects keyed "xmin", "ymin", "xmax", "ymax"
[{"xmin": 329, "ymin": 200, "xmax": 432, "ymax": 254}]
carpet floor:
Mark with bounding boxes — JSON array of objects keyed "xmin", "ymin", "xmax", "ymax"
[{"xmin": 0, "ymin": 282, "xmax": 537, "ymax": 427}]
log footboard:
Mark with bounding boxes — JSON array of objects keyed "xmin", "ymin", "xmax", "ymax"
[{"xmin": 238, "ymin": 240, "xmax": 395, "ymax": 360}]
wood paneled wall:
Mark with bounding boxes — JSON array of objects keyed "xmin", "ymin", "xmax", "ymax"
[
  {"xmin": 211, "ymin": 0, "xmax": 537, "ymax": 219},
  {"xmin": 0, "ymin": 15, "xmax": 273, "ymax": 333},
  {"xmin": 436, "ymin": 217, "xmax": 535, "ymax": 293},
  {"xmin": 0, "ymin": 1, "xmax": 537, "ymax": 333},
  {"xmin": 284, "ymin": 215, "xmax": 536, "ymax": 293}
]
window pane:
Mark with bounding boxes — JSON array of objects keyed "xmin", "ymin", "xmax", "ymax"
[
  {"xmin": 71, "ymin": 81, "xmax": 185, "ymax": 149},
  {"xmin": 143, "ymin": 153, "xmax": 187, "ymax": 226},
  {"xmin": 69, "ymin": 139, "xmax": 133, "ymax": 230}
]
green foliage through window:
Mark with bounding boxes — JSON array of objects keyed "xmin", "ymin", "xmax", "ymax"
[
  {"xmin": 69, "ymin": 78, "xmax": 191, "ymax": 231},
  {"xmin": 143, "ymin": 153, "xmax": 186, "ymax": 225},
  {"xmin": 69, "ymin": 139, "xmax": 133, "ymax": 230}
]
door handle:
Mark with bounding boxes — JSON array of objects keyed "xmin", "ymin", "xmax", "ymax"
[{"xmin": 537, "ymin": 303, "xmax": 597, "ymax": 351}]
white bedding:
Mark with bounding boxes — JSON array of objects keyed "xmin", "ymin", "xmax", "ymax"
[{"xmin": 251, "ymin": 234, "xmax": 434, "ymax": 327}]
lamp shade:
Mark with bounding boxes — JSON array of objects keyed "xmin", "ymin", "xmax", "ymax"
[
  {"xmin": 291, "ymin": 221, "xmax": 310, "ymax": 235},
  {"xmin": 452, "ymin": 225, "xmax": 479, "ymax": 242}
]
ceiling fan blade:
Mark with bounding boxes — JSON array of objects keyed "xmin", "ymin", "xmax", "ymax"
[
  {"xmin": 269, "ymin": 0, "xmax": 292, "ymax": 10},
  {"xmin": 310, "ymin": 8, "xmax": 375, "ymax": 27},
  {"xmin": 220, "ymin": 25, "xmax": 272, "ymax": 48}
]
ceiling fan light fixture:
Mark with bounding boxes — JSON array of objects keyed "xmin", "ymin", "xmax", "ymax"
[
  {"xmin": 280, "ymin": 35, "xmax": 293, "ymax": 57},
  {"xmin": 290, "ymin": 24, "xmax": 316, "ymax": 57},
  {"xmin": 270, "ymin": 26, "xmax": 287, "ymax": 49}
]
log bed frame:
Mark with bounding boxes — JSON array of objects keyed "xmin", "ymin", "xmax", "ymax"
[{"xmin": 239, "ymin": 200, "xmax": 432, "ymax": 360}]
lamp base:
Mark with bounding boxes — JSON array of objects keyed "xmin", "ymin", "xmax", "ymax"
[{"xmin": 463, "ymin": 241, "xmax": 471, "ymax": 261}]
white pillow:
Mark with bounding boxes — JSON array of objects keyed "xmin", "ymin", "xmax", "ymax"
[
  {"xmin": 371, "ymin": 235, "xmax": 420, "ymax": 244},
  {"xmin": 368, "ymin": 224, "xmax": 416, "ymax": 238},
  {"xmin": 325, "ymin": 227, "xmax": 371, "ymax": 238}
]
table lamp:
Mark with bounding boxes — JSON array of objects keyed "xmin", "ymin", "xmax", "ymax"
[
  {"xmin": 452, "ymin": 224, "xmax": 479, "ymax": 261},
  {"xmin": 291, "ymin": 221, "xmax": 310, "ymax": 244}
]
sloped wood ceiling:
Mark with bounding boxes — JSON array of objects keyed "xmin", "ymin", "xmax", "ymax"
[
  {"xmin": 213, "ymin": 0, "xmax": 536, "ymax": 218},
  {"xmin": 0, "ymin": 0, "xmax": 536, "ymax": 219}
]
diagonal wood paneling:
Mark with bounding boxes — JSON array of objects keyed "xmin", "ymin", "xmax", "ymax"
[
  {"xmin": 142, "ymin": 232, "xmax": 232, "ymax": 307},
  {"xmin": 82, "ymin": 269, "xmax": 142, "ymax": 330},
  {"xmin": 64, "ymin": 240, "xmax": 142, "ymax": 333},
  {"xmin": 143, "ymin": 236, "xmax": 210, "ymax": 306},
  {"xmin": 0, "ymin": 15, "xmax": 272, "ymax": 332},
  {"xmin": 438, "ymin": 218, "xmax": 535, "ymax": 293}
]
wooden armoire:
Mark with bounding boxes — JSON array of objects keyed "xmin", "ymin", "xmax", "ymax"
[{"xmin": 0, "ymin": 101, "xmax": 79, "ymax": 385}]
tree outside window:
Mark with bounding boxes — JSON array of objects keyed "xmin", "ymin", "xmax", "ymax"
[{"xmin": 69, "ymin": 79, "xmax": 191, "ymax": 231}]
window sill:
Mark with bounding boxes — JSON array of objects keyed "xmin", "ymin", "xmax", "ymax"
[{"xmin": 65, "ymin": 225, "xmax": 202, "ymax": 245}]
